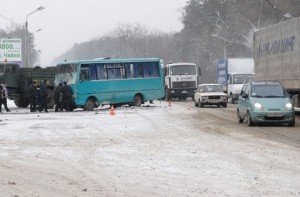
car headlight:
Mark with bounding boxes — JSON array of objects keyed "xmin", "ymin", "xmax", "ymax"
[
  {"xmin": 202, "ymin": 96, "xmax": 208, "ymax": 100},
  {"xmin": 286, "ymin": 103, "xmax": 293, "ymax": 110},
  {"xmin": 254, "ymin": 103, "xmax": 263, "ymax": 110}
]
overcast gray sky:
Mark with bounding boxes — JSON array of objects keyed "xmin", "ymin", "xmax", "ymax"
[{"xmin": 0, "ymin": 0, "xmax": 187, "ymax": 66}]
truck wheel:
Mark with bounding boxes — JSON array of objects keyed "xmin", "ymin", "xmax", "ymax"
[
  {"xmin": 84, "ymin": 98, "xmax": 95, "ymax": 111},
  {"xmin": 14, "ymin": 96, "xmax": 30, "ymax": 108},
  {"xmin": 133, "ymin": 94, "xmax": 143, "ymax": 106}
]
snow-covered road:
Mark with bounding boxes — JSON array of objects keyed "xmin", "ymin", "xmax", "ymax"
[{"xmin": 0, "ymin": 100, "xmax": 299, "ymax": 196}]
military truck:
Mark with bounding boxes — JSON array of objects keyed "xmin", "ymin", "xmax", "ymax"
[{"xmin": 0, "ymin": 62, "xmax": 56, "ymax": 108}]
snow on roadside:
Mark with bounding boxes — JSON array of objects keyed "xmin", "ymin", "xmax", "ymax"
[{"xmin": 0, "ymin": 99, "xmax": 299, "ymax": 196}]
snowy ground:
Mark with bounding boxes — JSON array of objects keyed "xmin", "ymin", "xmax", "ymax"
[{"xmin": 0, "ymin": 100, "xmax": 300, "ymax": 196}]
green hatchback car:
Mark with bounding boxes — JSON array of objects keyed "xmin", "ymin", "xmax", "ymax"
[{"xmin": 237, "ymin": 81, "xmax": 295, "ymax": 126}]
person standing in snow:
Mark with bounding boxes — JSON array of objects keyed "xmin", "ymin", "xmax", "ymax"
[
  {"xmin": 0, "ymin": 82, "xmax": 10, "ymax": 112},
  {"xmin": 61, "ymin": 81, "xmax": 73, "ymax": 111},
  {"xmin": 54, "ymin": 82, "xmax": 63, "ymax": 112},
  {"xmin": 39, "ymin": 80, "xmax": 49, "ymax": 113},
  {"xmin": 29, "ymin": 81, "xmax": 38, "ymax": 112}
]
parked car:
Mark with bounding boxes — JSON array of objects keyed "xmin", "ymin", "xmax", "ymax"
[
  {"xmin": 194, "ymin": 84, "xmax": 227, "ymax": 108},
  {"xmin": 237, "ymin": 81, "xmax": 295, "ymax": 126}
]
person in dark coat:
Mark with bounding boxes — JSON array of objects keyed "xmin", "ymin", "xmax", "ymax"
[
  {"xmin": 54, "ymin": 83, "xmax": 63, "ymax": 112},
  {"xmin": 29, "ymin": 81, "xmax": 38, "ymax": 112},
  {"xmin": 0, "ymin": 82, "xmax": 10, "ymax": 112},
  {"xmin": 39, "ymin": 80, "xmax": 49, "ymax": 112},
  {"xmin": 62, "ymin": 81, "xmax": 73, "ymax": 111}
]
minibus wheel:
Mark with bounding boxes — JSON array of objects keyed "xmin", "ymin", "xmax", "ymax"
[
  {"xmin": 133, "ymin": 94, "xmax": 143, "ymax": 106},
  {"xmin": 84, "ymin": 98, "xmax": 95, "ymax": 111}
]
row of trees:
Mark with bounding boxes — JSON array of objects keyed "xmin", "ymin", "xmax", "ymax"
[
  {"xmin": 0, "ymin": 25, "xmax": 40, "ymax": 67},
  {"xmin": 178, "ymin": 0, "xmax": 300, "ymax": 81},
  {"xmin": 52, "ymin": 23, "xmax": 179, "ymax": 66}
]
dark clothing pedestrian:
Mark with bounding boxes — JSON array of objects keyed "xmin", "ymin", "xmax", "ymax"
[
  {"xmin": 39, "ymin": 80, "xmax": 48, "ymax": 112},
  {"xmin": 0, "ymin": 83, "xmax": 10, "ymax": 112},
  {"xmin": 29, "ymin": 82, "xmax": 38, "ymax": 112},
  {"xmin": 62, "ymin": 82, "xmax": 73, "ymax": 111},
  {"xmin": 54, "ymin": 83, "xmax": 63, "ymax": 112}
]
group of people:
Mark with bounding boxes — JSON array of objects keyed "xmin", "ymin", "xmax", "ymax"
[
  {"xmin": 53, "ymin": 81, "xmax": 73, "ymax": 112},
  {"xmin": 29, "ymin": 80, "xmax": 73, "ymax": 113},
  {"xmin": 0, "ymin": 80, "xmax": 74, "ymax": 113},
  {"xmin": 0, "ymin": 82, "xmax": 10, "ymax": 113},
  {"xmin": 29, "ymin": 80, "xmax": 49, "ymax": 112}
]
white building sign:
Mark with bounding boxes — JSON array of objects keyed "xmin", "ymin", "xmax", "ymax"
[{"xmin": 0, "ymin": 38, "xmax": 22, "ymax": 62}]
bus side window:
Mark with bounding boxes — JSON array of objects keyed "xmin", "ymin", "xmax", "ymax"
[
  {"xmin": 130, "ymin": 64, "xmax": 134, "ymax": 78},
  {"xmin": 143, "ymin": 62, "xmax": 159, "ymax": 78},
  {"xmin": 124, "ymin": 63, "xmax": 133, "ymax": 78},
  {"xmin": 133, "ymin": 63, "xmax": 144, "ymax": 78},
  {"xmin": 80, "ymin": 69, "xmax": 89, "ymax": 81},
  {"xmin": 89, "ymin": 64, "xmax": 97, "ymax": 80}
]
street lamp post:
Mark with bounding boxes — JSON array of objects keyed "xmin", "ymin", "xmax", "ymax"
[{"xmin": 25, "ymin": 6, "xmax": 45, "ymax": 68}]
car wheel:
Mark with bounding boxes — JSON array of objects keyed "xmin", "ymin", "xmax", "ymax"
[
  {"xmin": 288, "ymin": 119, "xmax": 295, "ymax": 127},
  {"xmin": 194, "ymin": 101, "xmax": 199, "ymax": 107},
  {"xmin": 199, "ymin": 100, "xmax": 204, "ymax": 108},
  {"xmin": 246, "ymin": 111, "xmax": 254, "ymax": 126},
  {"xmin": 237, "ymin": 109, "xmax": 244, "ymax": 123}
]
